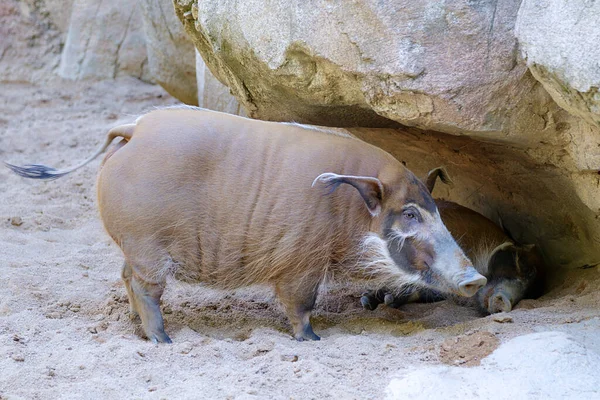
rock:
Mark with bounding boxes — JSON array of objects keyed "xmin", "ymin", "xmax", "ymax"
[
  {"xmin": 10, "ymin": 216, "xmax": 23, "ymax": 226},
  {"xmin": 492, "ymin": 314, "xmax": 513, "ymax": 323},
  {"xmin": 0, "ymin": 0, "xmax": 64, "ymax": 82},
  {"xmin": 280, "ymin": 354, "xmax": 299, "ymax": 362},
  {"xmin": 42, "ymin": 0, "xmax": 76, "ymax": 33},
  {"xmin": 58, "ymin": 0, "xmax": 149, "ymax": 81},
  {"xmin": 139, "ymin": 0, "xmax": 198, "ymax": 105},
  {"xmin": 387, "ymin": 332, "xmax": 600, "ymax": 399},
  {"xmin": 175, "ymin": 0, "xmax": 555, "ymax": 140},
  {"xmin": 196, "ymin": 50, "xmax": 244, "ymax": 115},
  {"xmin": 515, "ymin": 0, "xmax": 600, "ymax": 129}
]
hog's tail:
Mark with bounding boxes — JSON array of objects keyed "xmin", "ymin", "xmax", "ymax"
[{"xmin": 5, "ymin": 123, "xmax": 136, "ymax": 180}]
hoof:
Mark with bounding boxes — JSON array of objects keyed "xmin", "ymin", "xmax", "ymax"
[
  {"xmin": 360, "ymin": 295, "xmax": 379, "ymax": 311},
  {"xmin": 148, "ymin": 331, "xmax": 172, "ymax": 344},
  {"xmin": 295, "ymin": 333, "xmax": 320, "ymax": 342},
  {"xmin": 488, "ymin": 290, "xmax": 512, "ymax": 314},
  {"xmin": 384, "ymin": 293, "xmax": 396, "ymax": 306},
  {"xmin": 384, "ymin": 292, "xmax": 412, "ymax": 309},
  {"xmin": 294, "ymin": 325, "xmax": 321, "ymax": 341}
]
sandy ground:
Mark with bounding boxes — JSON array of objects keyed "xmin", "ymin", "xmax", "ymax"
[{"xmin": 2, "ymin": 78, "xmax": 600, "ymax": 399}]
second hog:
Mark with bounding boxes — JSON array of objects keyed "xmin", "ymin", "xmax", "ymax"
[{"xmin": 361, "ymin": 167, "xmax": 545, "ymax": 314}]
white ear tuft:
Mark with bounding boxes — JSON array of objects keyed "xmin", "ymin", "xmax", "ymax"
[{"xmin": 311, "ymin": 172, "xmax": 341, "ymax": 187}]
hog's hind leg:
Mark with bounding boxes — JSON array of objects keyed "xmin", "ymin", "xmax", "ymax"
[
  {"xmin": 121, "ymin": 256, "xmax": 171, "ymax": 343},
  {"xmin": 121, "ymin": 262, "xmax": 139, "ymax": 320},
  {"xmin": 129, "ymin": 274, "xmax": 171, "ymax": 344},
  {"xmin": 119, "ymin": 245, "xmax": 173, "ymax": 343}
]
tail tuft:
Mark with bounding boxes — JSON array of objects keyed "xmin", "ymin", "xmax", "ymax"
[{"xmin": 4, "ymin": 163, "xmax": 68, "ymax": 180}]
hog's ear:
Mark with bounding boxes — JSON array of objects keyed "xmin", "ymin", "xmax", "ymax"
[
  {"xmin": 312, "ymin": 172, "xmax": 384, "ymax": 216},
  {"xmin": 424, "ymin": 167, "xmax": 453, "ymax": 193},
  {"xmin": 487, "ymin": 242, "xmax": 518, "ymax": 275}
]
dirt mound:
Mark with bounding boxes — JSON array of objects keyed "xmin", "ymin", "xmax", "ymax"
[{"xmin": 439, "ymin": 331, "xmax": 499, "ymax": 367}]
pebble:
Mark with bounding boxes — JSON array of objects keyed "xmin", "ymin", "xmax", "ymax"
[
  {"xmin": 281, "ymin": 354, "xmax": 299, "ymax": 362},
  {"xmin": 493, "ymin": 313, "xmax": 514, "ymax": 323},
  {"xmin": 10, "ymin": 216, "xmax": 23, "ymax": 226}
]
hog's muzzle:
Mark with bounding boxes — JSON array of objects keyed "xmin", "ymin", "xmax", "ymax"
[{"xmin": 455, "ymin": 270, "xmax": 487, "ymax": 297}]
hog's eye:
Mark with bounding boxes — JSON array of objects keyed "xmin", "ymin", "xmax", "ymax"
[{"xmin": 402, "ymin": 208, "xmax": 420, "ymax": 221}]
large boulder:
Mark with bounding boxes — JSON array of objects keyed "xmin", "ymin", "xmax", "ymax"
[
  {"xmin": 56, "ymin": 0, "xmax": 200, "ymax": 104},
  {"xmin": 174, "ymin": 0, "xmax": 558, "ymax": 142},
  {"xmin": 140, "ymin": 0, "xmax": 198, "ymax": 105},
  {"xmin": 58, "ymin": 0, "xmax": 150, "ymax": 81},
  {"xmin": 515, "ymin": 0, "xmax": 600, "ymax": 129}
]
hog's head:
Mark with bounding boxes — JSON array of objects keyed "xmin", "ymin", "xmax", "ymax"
[{"xmin": 313, "ymin": 169, "xmax": 487, "ymax": 297}]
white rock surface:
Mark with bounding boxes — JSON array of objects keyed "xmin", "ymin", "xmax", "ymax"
[
  {"xmin": 58, "ymin": 0, "xmax": 149, "ymax": 81},
  {"xmin": 386, "ymin": 331, "xmax": 600, "ymax": 400},
  {"xmin": 196, "ymin": 50, "xmax": 244, "ymax": 115},
  {"xmin": 516, "ymin": 0, "xmax": 600, "ymax": 128},
  {"xmin": 140, "ymin": 0, "xmax": 198, "ymax": 105}
]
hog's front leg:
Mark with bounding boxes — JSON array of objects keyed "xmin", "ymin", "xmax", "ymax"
[
  {"xmin": 276, "ymin": 278, "xmax": 321, "ymax": 341},
  {"xmin": 361, "ymin": 288, "xmax": 444, "ymax": 310}
]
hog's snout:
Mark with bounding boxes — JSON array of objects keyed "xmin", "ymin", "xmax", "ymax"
[{"xmin": 456, "ymin": 270, "xmax": 487, "ymax": 297}]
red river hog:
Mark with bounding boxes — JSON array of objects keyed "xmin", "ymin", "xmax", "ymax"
[{"xmin": 6, "ymin": 107, "xmax": 487, "ymax": 343}]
